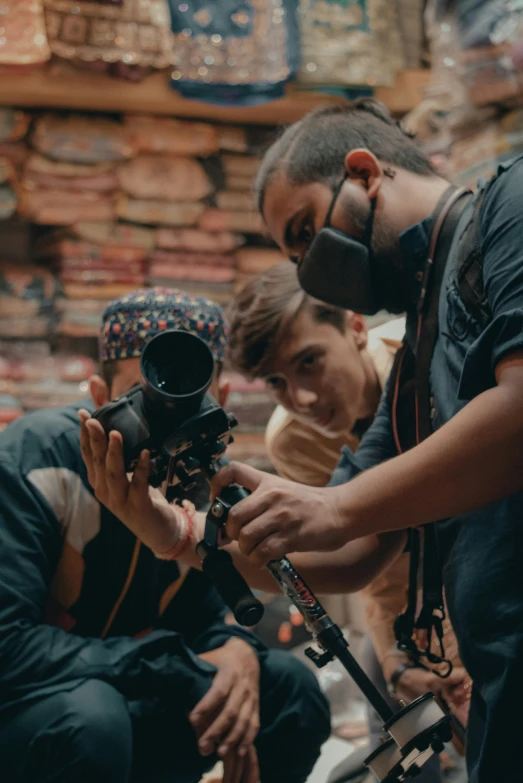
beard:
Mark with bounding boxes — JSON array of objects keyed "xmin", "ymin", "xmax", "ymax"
[{"xmin": 346, "ymin": 198, "xmax": 412, "ymax": 315}]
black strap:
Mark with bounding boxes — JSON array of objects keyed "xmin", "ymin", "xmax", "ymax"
[
  {"xmin": 394, "ymin": 527, "xmax": 420, "ymax": 658},
  {"xmin": 393, "ymin": 187, "xmax": 473, "ymax": 675},
  {"xmin": 456, "ymin": 154, "xmax": 523, "ymax": 326}
]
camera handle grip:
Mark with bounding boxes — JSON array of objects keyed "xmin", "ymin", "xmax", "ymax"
[
  {"xmin": 198, "ymin": 470, "xmax": 263, "ymax": 627},
  {"xmin": 197, "ymin": 541, "xmax": 264, "ymax": 627}
]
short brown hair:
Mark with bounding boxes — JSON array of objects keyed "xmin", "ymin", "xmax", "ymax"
[{"xmin": 227, "ymin": 262, "xmax": 345, "ymax": 379}]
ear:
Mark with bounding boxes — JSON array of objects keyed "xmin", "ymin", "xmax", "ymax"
[
  {"xmin": 217, "ymin": 380, "xmax": 230, "ymax": 409},
  {"xmin": 89, "ymin": 375, "xmax": 109, "ymax": 409},
  {"xmin": 344, "ymin": 148, "xmax": 383, "ymax": 200},
  {"xmin": 346, "ymin": 311, "xmax": 368, "ymax": 350}
]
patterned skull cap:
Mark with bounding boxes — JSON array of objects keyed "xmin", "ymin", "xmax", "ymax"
[{"xmin": 99, "ymin": 287, "xmax": 228, "ymax": 363}]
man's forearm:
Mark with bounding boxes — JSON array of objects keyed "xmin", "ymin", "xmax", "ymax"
[
  {"xmin": 337, "ymin": 373, "xmax": 523, "ymax": 540},
  {"xmin": 182, "ymin": 521, "xmax": 406, "ymax": 594}
]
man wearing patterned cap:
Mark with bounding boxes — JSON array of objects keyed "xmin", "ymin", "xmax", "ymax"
[{"xmin": 0, "ymin": 288, "xmax": 330, "ymax": 783}]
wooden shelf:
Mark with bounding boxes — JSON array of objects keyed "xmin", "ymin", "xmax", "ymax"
[{"xmin": 0, "ymin": 67, "xmax": 430, "ymax": 124}]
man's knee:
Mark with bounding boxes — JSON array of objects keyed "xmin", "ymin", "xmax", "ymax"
[
  {"xmin": 260, "ymin": 650, "xmax": 331, "ymax": 744},
  {"xmin": 33, "ymin": 680, "xmax": 133, "ymax": 783}
]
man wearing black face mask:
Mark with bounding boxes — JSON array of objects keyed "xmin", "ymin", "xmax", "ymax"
[
  {"xmin": 86, "ymin": 100, "xmax": 523, "ymax": 781},
  {"xmin": 206, "ymin": 100, "xmax": 523, "ymax": 783}
]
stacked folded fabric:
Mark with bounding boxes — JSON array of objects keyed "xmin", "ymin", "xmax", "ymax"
[
  {"xmin": 0, "ymin": 340, "xmax": 97, "ymax": 415},
  {"xmin": 0, "ymin": 1, "xmax": 50, "ymax": 72},
  {"xmin": 43, "ymin": 0, "xmax": 171, "ymax": 82},
  {"xmin": 0, "ymin": 263, "xmax": 61, "ymax": 338},
  {"xmin": 427, "ymin": 1, "xmax": 523, "ymax": 108},
  {"xmin": 36, "ymin": 232, "xmax": 149, "ymax": 298},
  {"xmin": 235, "ymin": 248, "xmax": 287, "ymax": 292},
  {"xmin": 0, "ymin": 108, "xmax": 30, "ymax": 220},
  {"xmin": 34, "ymin": 220, "xmax": 155, "ymax": 335},
  {"xmin": 223, "ymin": 372, "xmax": 276, "ymax": 436},
  {"xmin": 222, "ymin": 372, "xmax": 276, "ymax": 473},
  {"xmin": 410, "ymin": 4, "xmax": 523, "ymax": 188},
  {"xmin": 19, "ymin": 115, "xmax": 132, "ymax": 225}
]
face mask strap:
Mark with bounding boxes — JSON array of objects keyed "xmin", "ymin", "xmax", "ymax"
[
  {"xmin": 362, "ymin": 196, "xmax": 377, "ymax": 252},
  {"xmin": 324, "ymin": 174, "xmax": 348, "ymax": 228},
  {"xmin": 324, "ymin": 175, "xmax": 377, "ymax": 253}
]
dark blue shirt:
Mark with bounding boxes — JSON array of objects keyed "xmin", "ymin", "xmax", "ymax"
[{"xmin": 330, "ymin": 158, "xmax": 523, "ymax": 674}]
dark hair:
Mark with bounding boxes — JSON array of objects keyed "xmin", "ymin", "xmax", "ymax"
[
  {"xmin": 227, "ymin": 262, "xmax": 345, "ymax": 379},
  {"xmin": 100, "ymin": 360, "xmax": 119, "ymax": 391},
  {"xmin": 256, "ymin": 99, "xmax": 434, "ymax": 213}
]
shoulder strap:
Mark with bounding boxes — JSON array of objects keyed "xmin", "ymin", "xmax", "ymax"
[
  {"xmin": 456, "ymin": 155, "xmax": 523, "ymax": 325},
  {"xmin": 416, "ymin": 188, "xmax": 473, "ymax": 440},
  {"xmin": 392, "ymin": 188, "xmax": 472, "ymax": 674},
  {"xmin": 456, "ymin": 187, "xmax": 491, "ymax": 326},
  {"xmin": 388, "ymin": 188, "xmax": 472, "ymax": 451}
]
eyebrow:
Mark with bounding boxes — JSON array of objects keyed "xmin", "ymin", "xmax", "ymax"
[{"xmin": 290, "ymin": 345, "xmax": 318, "ymax": 366}]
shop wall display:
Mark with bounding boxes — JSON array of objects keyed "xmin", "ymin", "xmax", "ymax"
[
  {"xmin": 406, "ymin": 1, "xmax": 523, "ymax": 188},
  {"xmin": 0, "ymin": 106, "xmax": 285, "ymax": 469}
]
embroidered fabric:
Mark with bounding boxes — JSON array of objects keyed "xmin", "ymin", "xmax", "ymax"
[
  {"xmin": 0, "ymin": 1, "xmax": 50, "ymax": 67},
  {"xmin": 43, "ymin": 0, "xmax": 172, "ymax": 76},
  {"xmin": 167, "ymin": 0, "xmax": 300, "ymax": 106}
]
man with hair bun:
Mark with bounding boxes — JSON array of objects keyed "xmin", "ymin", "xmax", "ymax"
[{"xmin": 212, "ymin": 99, "xmax": 523, "ymax": 782}]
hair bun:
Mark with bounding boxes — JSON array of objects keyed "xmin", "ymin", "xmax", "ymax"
[{"xmin": 352, "ymin": 98, "xmax": 395, "ymax": 125}]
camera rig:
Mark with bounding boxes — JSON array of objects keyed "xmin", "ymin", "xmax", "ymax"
[{"xmin": 93, "ymin": 330, "xmax": 452, "ymax": 782}]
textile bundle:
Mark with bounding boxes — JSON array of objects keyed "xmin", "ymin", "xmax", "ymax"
[{"xmin": 0, "ymin": 108, "xmax": 285, "ymax": 450}]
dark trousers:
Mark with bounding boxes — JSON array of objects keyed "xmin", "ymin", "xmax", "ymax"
[
  {"xmin": 440, "ymin": 507, "xmax": 523, "ymax": 783},
  {"xmin": 0, "ymin": 649, "xmax": 330, "ymax": 783}
]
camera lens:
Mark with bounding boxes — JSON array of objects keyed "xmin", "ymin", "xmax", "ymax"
[
  {"xmin": 154, "ymin": 366, "xmax": 200, "ymax": 396},
  {"xmin": 140, "ymin": 330, "xmax": 215, "ymax": 417}
]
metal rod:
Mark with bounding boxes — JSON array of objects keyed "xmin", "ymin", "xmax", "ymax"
[
  {"xmin": 267, "ymin": 557, "xmax": 395, "ymax": 722},
  {"xmin": 333, "ymin": 644, "xmax": 395, "ymax": 722}
]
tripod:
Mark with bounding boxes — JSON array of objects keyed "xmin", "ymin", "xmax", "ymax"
[{"xmin": 194, "ymin": 465, "xmax": 452, "ymax": 783}]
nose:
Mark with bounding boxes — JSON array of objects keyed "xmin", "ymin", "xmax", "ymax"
[{"xmin": 286, "ymin": 383, "xmax": 318, "ymax": 413}]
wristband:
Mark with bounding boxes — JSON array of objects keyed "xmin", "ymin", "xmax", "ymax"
[
  {"xmin": 386, "ymin": 662, "xmax": 419, "ymax": 699},
  {"xmin": 153, "ymin": 504, "xmax": 195, "ymax": 561}
]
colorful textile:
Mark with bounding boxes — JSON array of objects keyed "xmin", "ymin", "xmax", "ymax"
[
  {"xmin": 44, "ymin": 0, "xmax": 171, "ymax": 76},
  {"xmin": 33, "ymin": 115, "xmax": 135, "ymax": 163},
  {"xmin": 199, "ymin": 208, "xmax": 263, "ymax": 234},
  {"xmin": 19, "ymin": 187, "xmax": 115, "ymax": 225},
  {"xmin": 116, "ymin": 195, "xmax": 205, "ymax": 226},
  {"xmin": 299, "ymin": 0, "xmax": 405, "ymax": 87},
  {"xmin": 117, "ymin": 156, "xmax": 213, "ymax": 202},
  {"xmin": 124, "ymin": 115, "xmax": 219, "ymax": 156},
  {"xmin": 0, "ymin": 110, "xmax": 30, "ymax": 144},
  {"xmin": 99, "ymin": 287, "xmax": 228, "ymax": 362},
  {"xmin": 167, "ymin": 0, "xmax": 300, "ymax": 106},
  {"xmin": 0, "ymin": 1, "xmax": 50, "ymax": 67},
  {"xmin": 71, "ymin": 221, "xmax": 155, "ymax": 250},
  {"xmin": 155, "ymin": 228, "xmax": 243, "ymax": 254}
]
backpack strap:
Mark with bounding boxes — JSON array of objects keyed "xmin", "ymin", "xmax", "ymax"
[
  {"xmin": 456, "ymin": 155, "xmax": 523, "ymax": 326},
  {"xmin": 456, "ymin": 186, "xmax": 491, "ymax": 327}
]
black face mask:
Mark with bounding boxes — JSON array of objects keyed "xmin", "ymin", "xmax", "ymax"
[{"xmin": 296, "ymin": 175, "xmax": 381, "ymax": 315}]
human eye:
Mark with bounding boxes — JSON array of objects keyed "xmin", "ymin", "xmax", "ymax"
[
  {"xmin": 301, "ymin": 352, "xmax": 323, "ymax": 371},
  {"xmin": 296, "ymin": 223, "xmax": 314, "ymax": 246},
  {"xmin": 265, "ymin": 376, "xmax": 285, "ymax": 391}
]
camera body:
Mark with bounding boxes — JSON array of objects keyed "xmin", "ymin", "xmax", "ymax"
[{"xmin": 92, "ymin": 329, "xmax": 237, "ymax": 488}]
